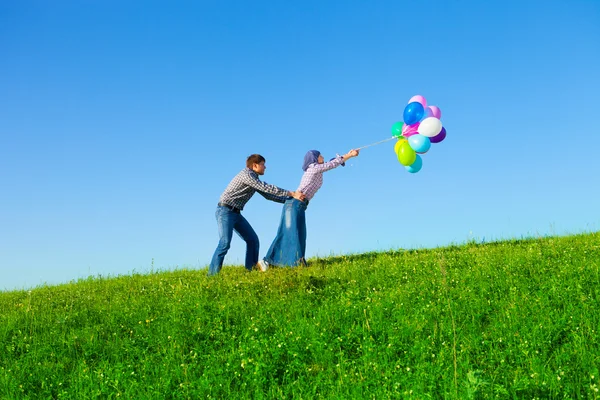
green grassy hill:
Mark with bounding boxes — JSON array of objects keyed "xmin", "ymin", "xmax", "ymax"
[{"xmin": 2, "ymin": 232, "xmax": 599, "ymax": 399}]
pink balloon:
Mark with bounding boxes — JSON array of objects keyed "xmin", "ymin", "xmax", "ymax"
[
  {"xmin": 408, "ymin": 95, "xmax": 427, "ymax": 108},
  {"xmin": 402, "ymin": 122, "xmax": 420, "ymax": 137},
  {"xmin": 422, "ymin": 107, "xmax": 434, "ymax": 119},
  {"xmin": 427, "ymin": 105, "xmax": 442, "ymax": 119}
]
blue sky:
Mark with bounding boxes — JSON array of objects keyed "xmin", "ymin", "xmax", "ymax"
[{"xmin": 1, "ymin": 0, "xmax": 599, "ymax": 291}]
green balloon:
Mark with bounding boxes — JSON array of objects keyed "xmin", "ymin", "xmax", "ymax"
[
  {"xmin": 391, "ymin": 121, "xmax": 404, "ymax": 138},
  {"xmin": 397, "ymin": 141, "xmax": 416, "ymax": 166}
]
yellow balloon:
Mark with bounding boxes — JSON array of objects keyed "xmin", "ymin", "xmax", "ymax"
[
  {"xmin": 397, "ymin": 141, "xmax": 417, "ymax": 166},
  {"xmin": 394, "ymin": 138, "xmax": 406, "ymax": 155}
]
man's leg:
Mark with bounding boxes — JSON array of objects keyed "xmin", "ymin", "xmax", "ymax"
[
  {"xmin": 208, "ymin": 207, "xmax": 235, "ymax": 276},
  {"xmin": 233, "ymin": 214, "xmax": 260, "ymax": 271}
]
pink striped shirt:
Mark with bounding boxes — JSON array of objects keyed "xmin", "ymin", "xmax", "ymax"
[{"xmin": 297, "ymin": 155, "xmax": 344, "ymax": 200}]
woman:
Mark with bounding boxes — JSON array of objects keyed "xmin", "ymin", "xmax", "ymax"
[{"xmin": 258, "ymin": 148, "xmax": 359, "ymax": 270}]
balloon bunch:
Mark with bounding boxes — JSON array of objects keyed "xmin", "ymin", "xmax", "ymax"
[{"xmin": 391, "ymin": 95, "xmax": 447, "ymax": 173}]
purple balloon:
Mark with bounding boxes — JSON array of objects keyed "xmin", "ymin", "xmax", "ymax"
[{"xmin": 430, "ymin": 127, "xmax": 446, "ymax": 144}]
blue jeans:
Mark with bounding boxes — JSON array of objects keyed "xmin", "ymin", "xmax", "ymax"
[
  {"xmin": 209, "ymin": 206, "xmax": 259, "ymax": 275},
  {"xmin": 263, "ymin": 198, "xmax": 307, "ymax": 267}
]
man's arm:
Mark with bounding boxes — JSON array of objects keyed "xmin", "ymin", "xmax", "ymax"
[
  {"xmin": 258, "ymin": 192, "xmax": 288, "ymax": 203},
  {"xmin": 259, "ymin": 191, "xmax": 305, "ymax": 203},
  {"xmin": 238, "ymin": 170, "xmax": 289, "ymax": 197},
  {"xmin": 239, "ymin": 170, "xmax": 305, "ymax": 201}
]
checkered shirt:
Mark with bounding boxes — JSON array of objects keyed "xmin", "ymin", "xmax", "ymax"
[
  {"xmin": 219, "ymin": 168, "xmax": 289, "ymax": 210},
  {"xmin": 297, "ymin": 155, "xmax": 344, "ymax": 200}
]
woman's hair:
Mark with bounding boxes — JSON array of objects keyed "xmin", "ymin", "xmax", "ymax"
[
  {"xmin": 302, "ymin": 150, "xmax": 321, "ymax": 171},
  {"xmin": 246, "ymin": 154, "xmax": 266, "ymax": 168}
]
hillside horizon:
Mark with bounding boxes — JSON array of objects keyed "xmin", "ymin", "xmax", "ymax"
[{"xmin": 2, "ymin": 231, "xmax": 599, "ymax": 398}]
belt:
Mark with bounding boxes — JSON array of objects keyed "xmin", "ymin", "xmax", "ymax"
[{"xmin": 218, "ymin": 202, "xmax": 241, "ymax": 213}]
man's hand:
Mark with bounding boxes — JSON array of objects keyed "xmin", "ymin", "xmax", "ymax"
[{"xmin": 292, "ymin": 191, "xmax": 306, "ymax": 201}]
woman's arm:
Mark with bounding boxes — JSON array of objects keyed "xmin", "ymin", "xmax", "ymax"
[
  {"xmin": 310, "ymin": 149, "xmax": 360, "ymax": 172},
  {"xmin": 342, "ymin": 149, "xmax": 359, "ymax": 162}
]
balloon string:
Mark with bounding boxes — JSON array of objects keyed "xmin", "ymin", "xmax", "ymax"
[{"xmin": 355, "ymin": 136, "xmax": 397, "ymax": 150}]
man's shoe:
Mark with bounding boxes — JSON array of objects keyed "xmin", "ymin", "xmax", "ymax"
[{"xmin": 258, "ymin": 259, "xmax": 269, "ymax": 272}]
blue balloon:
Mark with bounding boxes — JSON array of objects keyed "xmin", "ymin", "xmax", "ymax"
[
  {"xmin": 403, "ymin": 102, "xmax": 424, "ymax": 125},
  {"xmin": 408, "ymin": 134, "xmax": 431, "ymax": 153},
  {"xmin": 405, "ymin": 155, "xmax": 423, "ymax": 173}
]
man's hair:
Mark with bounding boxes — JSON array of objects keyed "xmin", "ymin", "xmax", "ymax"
[{"xmin": 246, "ymin": 154, "xmax": 265, "ymax": 168}]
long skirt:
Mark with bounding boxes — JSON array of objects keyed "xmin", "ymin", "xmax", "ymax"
[{"xmin": 263, "ymin": 197, "xmax": 308, "ymax": 267}]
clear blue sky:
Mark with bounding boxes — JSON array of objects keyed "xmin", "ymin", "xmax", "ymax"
[{"xmin": 1, "ymin": 0, "xmax": 599, "ymax": 291}]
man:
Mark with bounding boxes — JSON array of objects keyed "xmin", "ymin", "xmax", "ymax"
[{"xmin": 208, "ymin": 154, "xmax": 305, "ymax": 275}]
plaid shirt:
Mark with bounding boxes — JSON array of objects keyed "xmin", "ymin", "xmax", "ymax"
[
  {"xmin": 297, "ymin": 155, "xmax": 344, "ymax": 200},
  {"xmin": 219, "ymin": 168, "xmax": 289, "ymax": 210}
]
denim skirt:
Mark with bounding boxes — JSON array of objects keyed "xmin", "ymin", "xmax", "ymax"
[{"xmin": 263, "ymin": 197, "xmax": 308, "ymax": 267}]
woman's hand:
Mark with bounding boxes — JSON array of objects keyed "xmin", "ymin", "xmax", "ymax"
[{"xmin": 342, "ymin": 149, "xmax": 359, "ymax": 161}]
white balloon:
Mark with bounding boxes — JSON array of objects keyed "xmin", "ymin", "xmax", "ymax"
[{"xmin": 417, "ymin": 117, "xmax": 443, "ymax": 138}]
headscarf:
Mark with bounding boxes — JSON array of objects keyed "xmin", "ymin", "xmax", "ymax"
[{"xmin": 302, "ymin": 150, "xmax": 321, "ymax": 171}]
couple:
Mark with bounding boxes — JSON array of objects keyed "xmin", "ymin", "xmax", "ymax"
[{"xmin": 208, "ymin": 149, "xmax": 360, "ymax": 276}]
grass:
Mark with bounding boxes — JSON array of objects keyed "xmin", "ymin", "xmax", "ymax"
[{"xmin": 1, "ymin": 232, "xmax": 600, "ymax": 399}]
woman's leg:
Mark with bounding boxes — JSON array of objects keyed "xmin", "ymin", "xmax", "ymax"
[
  {"xmin": 263, "ymin": 201, "xmax": 291, "ymax": 266},
  {"xmin": 297, "ymin": 204, "xmax": 307, "ymax": 266},
  {"xmin": 264, "ymin": 198, "xmax": 304, "ymax": 267}
]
